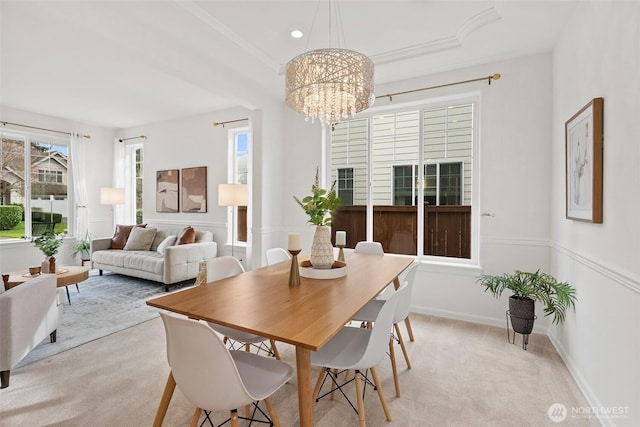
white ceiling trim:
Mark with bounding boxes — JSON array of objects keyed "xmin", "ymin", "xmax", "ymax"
[
  {"xmin": 371, "ymin": 6, "xmax": 502, "ymax": 66},
  {"xmin": 175, "ymin": 0, "xmax": 281, "ymax": 74}
]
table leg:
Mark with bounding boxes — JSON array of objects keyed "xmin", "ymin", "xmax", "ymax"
[
  {"xmin": 295, "ymin": 347, "xmax": 313, "ymax": 427},
  {"xmin": 153, "ymin": 371, "xmax": 176, "ymax": 427},
  {"xmin": 65, "ymin": 286, "xmax": 71, "ymax": 304}
]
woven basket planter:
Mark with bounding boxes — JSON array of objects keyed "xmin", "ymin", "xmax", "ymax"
[{"xmin": 508, "ymin": 296, "xmax": 535, "ymax": 335}]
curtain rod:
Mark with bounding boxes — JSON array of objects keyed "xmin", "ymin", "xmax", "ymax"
[
  {"xmin": 212, "ymin": 118, "xmax": 248, "ymax": 128},
  {"xmin": 376, "ymin": 73, "xmax": 501, "ymax": 102},
  {"xmin": 118, "ymin": 135, "xmax": 147, "ymax": 142},
  {"xmin": 1, "ymin": 120, "xmax": 91, "ymax": 139}
]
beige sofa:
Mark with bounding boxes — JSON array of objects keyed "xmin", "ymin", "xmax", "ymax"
[
  {"xmin": 91, "ymin": 226, "xmax": 217, "ymax": 291},
  {"xmin": 0, "ymin": 274, "xmax": 59, "ymax": 388}
]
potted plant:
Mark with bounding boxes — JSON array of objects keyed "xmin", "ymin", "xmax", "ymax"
[
  {"xmin": 32, "ymin": 231, "xmax": 63, "ymax": 273},
  {"xmin": 73, "ymin": 231, "xmax": 92, "ymax": 262},
  {"xmin": 477, "ymin": 270, "xmax": 577, "ymax": 336},
  {"xmin": 294, "ymin": 167, "xmax": 342, "ymax": 269}
]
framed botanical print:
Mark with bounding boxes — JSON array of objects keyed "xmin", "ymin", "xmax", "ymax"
[
  {"xmin": 182, "ymin": 166, "xmax": 207, "ymax": 213},
  {"xmin": 156, "ymin": 169, "xmax": 179, "ymax": 213},
  {"xmin": 565, "ymin": 97, "xmax": 603, "ymax": 223}
]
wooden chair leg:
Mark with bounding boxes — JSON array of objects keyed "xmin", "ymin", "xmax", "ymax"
[
  {"xmin": 245, "ymin": 343, "xmax": 251, "ymax": 352},
  {"xmin": 153, "ymin": 372, "xmax": 176, "ymax": 427},
  {"xmin": 230, "ymin": 409, "xmax": 239, "ymax": 427},
  {"xmin": 269, "ymin": 339, "xmax": 281, "ymax": 360},
  {"xmin": 388, "ymin": 336, "xmax": 400, "ymax": 397},
  {"xmin": 370, "ymin": 367, "xmax": 392, "ymax": 421},
  {"xmin": 404, "ymin": 316, "xmax": 415, "ymax": 342},
  {"xmin": 395, "ymin": 323, "xmax": 412, "ymax": 369},
  {"xmin": 312, "ymin": 368, "xmax": 326, "ymax": 401},
  {"xmin": 264, "ymin": 397, "xmax": 281, "ymax": 427},
  {"xmin": 354, "ymin": 370, "xmax": 366, "ymax": 427},
  {"xmin": 189, "ymin": 408, "xmax": 202, "ymax": 427}
]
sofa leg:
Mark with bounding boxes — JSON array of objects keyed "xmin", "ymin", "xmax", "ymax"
[
  {"xmin": 99, "ymin": 270, "xmax": 103, "ymax": 276},
  {"xmin": 1, "ymin": 370, "xmax": 10, "ymax": 389},
  {"xmin": 165, "ymin": 284, "xmax": 169, "ymax": 292},
  {"xmin": 50, "ymin": 329, "xmax": 57, "ymax": 343}
]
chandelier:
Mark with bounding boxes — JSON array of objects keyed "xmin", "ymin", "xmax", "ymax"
[{"xmin": 285, "ymin": 47, "xmax": 375, "ymax": 125}]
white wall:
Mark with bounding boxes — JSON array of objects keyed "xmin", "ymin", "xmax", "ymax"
[{"xmin": 550, "ymin": 2, "xmax": 640, "ymax": 425}]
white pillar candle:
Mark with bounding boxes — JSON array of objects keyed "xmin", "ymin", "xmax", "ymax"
[
  {"xmin": 336, "ymin": 231, "xmax": 346, "ymax": 246},
  {"xmin": 288, "ymin": 232, "xmax": 301, "ymax": 251}
]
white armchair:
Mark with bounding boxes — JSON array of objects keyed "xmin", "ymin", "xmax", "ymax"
[{"xmin": 0, "ymin": 273, "xmax": 59, "ymax": 388}]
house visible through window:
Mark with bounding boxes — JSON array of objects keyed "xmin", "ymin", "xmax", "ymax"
[
  {"xmin": 337, "ymin": 168, "xmax": 354, "ymax": 205},
  {"xmin": 331, "ymin": 100, "xmax": 476, "ymax": 260},
  {"xmin": 0, "ymin": 131, "xmax": 70, "ymax": 238}
]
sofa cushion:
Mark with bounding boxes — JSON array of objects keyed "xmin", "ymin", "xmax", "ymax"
[
  {"xmin": 157, "ymin": 236, "xmax": 177, "ymax": 254},
  {"xmin": 175, "ymin": 226, "xmax": 196, "ymax": 245},
  {"xmin": 122, "ymin": 251, "xmax": 164, "ymax": 274},
  {"xmin": 124, "ymin": 227, "xmax": 157, "ymax": 251},
  {"xmin": 111, "ymin": 224, "xmax": 146, "ymax": 249}
]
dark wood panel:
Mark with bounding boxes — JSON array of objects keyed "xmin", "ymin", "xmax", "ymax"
[{"xmin": 332, "ymin": 204, "xmax": 471, "ymax": 258}]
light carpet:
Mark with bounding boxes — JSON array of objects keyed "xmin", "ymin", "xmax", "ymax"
[
  {"xmin": 17, "ymin": 270, "xmax": 193, "ymax": 368},
  {"xmin": 1, "ymin": 310, "xmax": 598, "ymax": 426}
]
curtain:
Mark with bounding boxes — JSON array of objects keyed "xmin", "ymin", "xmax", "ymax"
[
  {"xmin": 113, "ymin": 138, "xmax": 134, "ymax": 224},
  {"xmin": 69, "ymin": 133, "xmax": 88, "ymax": 238}
]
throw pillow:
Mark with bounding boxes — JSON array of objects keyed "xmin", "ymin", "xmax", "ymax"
[
  {"xmin": 175, "ymin": 226, "xmax": 196, "ymax": 245},
  {"xmin": 111, "ymin": 224, "xmax": 134, "ymax": 249},
  {"xmin": 156, "ymin": 236, "xmax": 177, "ymax": 254},
  {"xmin": 123, "ymin": 227, "xmax": 157, "ymax": 251}
]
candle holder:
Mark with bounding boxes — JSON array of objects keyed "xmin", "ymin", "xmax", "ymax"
[
  {"xmin": 337, "ymin": 245, "xmax": 345, "ymax": 263},
  {"xmin": 288, "ymin": 249, "xmax": 301, "ymax": 286}
]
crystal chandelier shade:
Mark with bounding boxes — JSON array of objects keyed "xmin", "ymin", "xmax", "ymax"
[{"xmin": 285, "ymin": 48, "xmax": 375, "ymax": 125}]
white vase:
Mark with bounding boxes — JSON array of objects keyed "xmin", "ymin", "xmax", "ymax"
[
  {"xmin": 310, "ymin": 225, "xmax": 334, "ymax": 269},
  {"xmin": 41, "ymin": 256, "xmax": 56, "ymax": 274}
]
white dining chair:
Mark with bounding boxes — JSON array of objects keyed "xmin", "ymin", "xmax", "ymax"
[
  {"xmin": 352, "ymin": 261, "xmax": 419, "ymax": 397},
  {"xmin": 266, "ymin": 248, "xmax": 291, "ymax": 265},
  {"xmin": 311, "ymin": 282, "xmax": 407, "ymax": 427},
  {"xmin": 203, "ymin": 256, "xmax": 281, "ymax": 359},
  {"xmin": 353, "ymin": 241, "xmax": 384, "ymax": 255},
  {"xmin": 354, "ymin": 240, "xmax": 416, "ymax": 344},
  {"xmin": 160, "ymin": 312, "xmax": 294, "ymax": 427}
]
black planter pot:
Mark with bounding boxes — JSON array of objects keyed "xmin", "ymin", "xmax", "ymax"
[{"xmin": 508, "ymin": 296, "xmax": 535, "ymax": 335}]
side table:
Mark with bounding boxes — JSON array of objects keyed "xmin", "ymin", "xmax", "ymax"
[{"xmin": 5, "ymin": 266, "xmax": 90, "ymax": 304}]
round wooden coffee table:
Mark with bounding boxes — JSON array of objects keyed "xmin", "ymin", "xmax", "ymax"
[{"xmin": 5, "ymin": 266, "xmax": 90, "ymax": 304}]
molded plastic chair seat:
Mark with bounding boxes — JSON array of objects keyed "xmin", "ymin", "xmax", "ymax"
[
  {"xmin": 160, "ymin": 312, "xmax": 294, "ymax": 426},
  {"xmin": 266, "ymin": 248, "xmax": 291, "ymax": 265},
  {"xmin": 352, "ymin": 261, "xmax": 418, "ymax": 397},
  {"xmin": 311, "ymin": 282, "xmax": 407, "ymax": 427}
]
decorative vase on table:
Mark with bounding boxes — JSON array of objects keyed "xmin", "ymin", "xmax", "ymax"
[
  {"xmin": 310, "ymin": 225, "xmax": 334, "ymax": 269},
  {"xmin": 41, "ymin": 256, "xmax": 56, "ymax": 274}
]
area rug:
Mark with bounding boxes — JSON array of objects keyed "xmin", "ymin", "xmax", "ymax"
[{"xmin": 16, "ymin": 271, "xmax": 194, "ymax": 367}]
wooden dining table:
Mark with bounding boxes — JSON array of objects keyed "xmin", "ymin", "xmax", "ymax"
[{"xmin": 146, "ymin": 251, "xmax": 414, "ymax": 427}]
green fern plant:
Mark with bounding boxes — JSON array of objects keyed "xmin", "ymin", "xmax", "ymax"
[{"xmin": 476, "ymin": 270, "xmax": 577, "ymax": 325}]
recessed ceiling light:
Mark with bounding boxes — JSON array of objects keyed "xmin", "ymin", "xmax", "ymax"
[{"xmin": 290, "ymin": 29, "xmax": 304, "ymax": 39}]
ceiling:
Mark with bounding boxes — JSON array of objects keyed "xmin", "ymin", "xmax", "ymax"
[{"xmin": 0, "ymin": 1, "xmax": 578, "ymax": 129}]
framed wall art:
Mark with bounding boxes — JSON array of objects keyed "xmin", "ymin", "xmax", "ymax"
[
  {"xmin": 565, "ymin": 97, "xmax": 603, "ymax": 223},
  {"xmin": 156, "ymin": 169, "xmax": 179, "ymax": 213},
  {"xmin": 182, "ymin": 166, "xmax": 207, "ymax": 213}
]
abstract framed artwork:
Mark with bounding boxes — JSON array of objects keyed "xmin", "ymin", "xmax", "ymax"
[
  {"xmin": 565, "ymin": 97, "xmax": 603, "ymax": 223},
  {"xmin": 156, "ymin": 169, "xmax": 179, "ymax": 213},
  {"xmin": 182, "ymin": 166, "xmax": 207, "ymax": 213}
]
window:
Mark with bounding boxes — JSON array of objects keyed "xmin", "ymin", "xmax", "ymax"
[
  {"xmin": 0, "ymin": 131, "xmax": 70, "ymax": 238},
  {"xmin": 135, "ymin": 147, "xmax": 143, "ymax": 224},
  {"xmin": 229, "ymin": 128, "xmax": 249, "ymax": 243},
  {"xmin": 330, "ymin": 99, "xmax": 476, "ymax": 261},
  {"xmin": 337, "ymin": 168, "xmax": 354, "ymax": 205}
]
